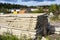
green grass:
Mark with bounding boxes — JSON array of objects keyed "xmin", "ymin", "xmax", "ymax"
[
  {"xmin": 0, "ymin": 32, "xmax": 34, "ymax": 40},
  {"xmin": 50, "ymin": 16, "xmax": 60, "ymax": 22}
]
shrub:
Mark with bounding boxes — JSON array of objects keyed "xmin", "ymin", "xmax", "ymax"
[
  {"xmin": 50, "ymin": 15, "xmax": 60, "ymax": 21},
  {"xmin": 56, "ymin": 35, "xmax": 60, "ymax": 40},
  {"xmin": 0, "ymin": 32, "xmax": 19, "ymax": 40},
  {"xmin": 0, "ymin": 32, "xmax": 42, "ymax": 40},
  {"xmin": 36, "ymin": 36, "xmax": 42, "ymax": 40}
]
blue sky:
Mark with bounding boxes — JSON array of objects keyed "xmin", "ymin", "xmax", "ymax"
[{"xmin": 0, "ymin": 0, "xmax": 60, "ymax": 6}]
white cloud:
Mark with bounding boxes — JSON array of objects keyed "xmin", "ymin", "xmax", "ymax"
[{"xmin": 0, "ymin": 0, "xmax": 60, "ymax": 6}]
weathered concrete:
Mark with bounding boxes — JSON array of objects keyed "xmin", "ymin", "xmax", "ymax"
[
  {"xmin": 0, "ymin": 14, "xmax": 60, "ymax": 39},
  {"xmin": 0, "ymin": 13, "xmax": 46, "ymax": 38}
]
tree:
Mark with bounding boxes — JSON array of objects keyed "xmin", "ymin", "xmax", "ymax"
[{"xmin": 49, "ymin": 4, "xmax": 59, "ymax": 16}]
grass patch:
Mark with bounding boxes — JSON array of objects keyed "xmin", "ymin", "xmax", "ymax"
[{"xmin": 50, "ymin": 16, "xmax": 60, "ymax": 22}]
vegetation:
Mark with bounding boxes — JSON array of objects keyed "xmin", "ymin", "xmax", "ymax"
[
  {"xmin": 31, "ymin": 7, "xmax": 44, "ymax": 13},
  {"xmin": 46, "ymin": 34, "xmax": 60, "ymax": 40},
  {"xmin": 49, "ymin": 4, "xmax": 58, "ymax": 13},
  {"xmin": 1, "ymin": 33, "xmax": 60, "ymax": 40},
  {"xmin": 0, "ymin": 33, "xmax": 19, "ymax": 40},
  {"xmin": 0, "ymin": 32, "xmax": 43, "ymax": 40},
  {"xmin": 50, "ymin": 16, "xmax": 60, "ymax": 21},
  {"xmin": 56, "ymin": 37, "xmax": 60, "ymax": 40},
  {"xmin": 0, "ymin": 3, "xmax": 60, "ymax": 14},
  {"xmin": 0, "ymin": 3, "xmax": 28, "ymax": 9},
  {"xmin": 0, "ymin": 3, "xmax": 60, "ymax": 21},
  {"xmin": 0, "ymin": 3, "xmax": 28, "ymax": 13},
  {"xmin": 36, "ymin": 36, "xmax": 42, "ymax": 40},
  {"xmin": 49, "ymin": 4, "xmax": 60, "ymax": 16},
  {"xmin": 31, "ymin": 4, "xmax": 60, "ymax": 15},
  {"xmin": 48, "ymin": 4, "xmax": 60, "ymax": 21},
  {"xmin": 0, "ymin": 32, "xmax": 60, "ymax": 40}
]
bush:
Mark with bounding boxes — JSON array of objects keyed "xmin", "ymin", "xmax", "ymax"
[
  {"xmin": 0, "ymin": 33, "xmax": 34, "ymax": 40},
  {"xmin": 50, "ymin": 15, "xmax": 60, "ymax": 21},
  {"xmin": 46, "ymin": 34, "xmax": 60, "ymax": 40},
  {"xmin": 36, "ymin": 36, "xmax": 42, "ymax": 40},
  {"xmin": 56, "ymin": 34, "xmax": 60, "ymax": 40},
  {"xmin": 0, "ymin": 32, "xmax": 42, "ymax": 40},
  {"xmin": 0, "ymin": 33, "xmax": 19, "ymax": 40}
]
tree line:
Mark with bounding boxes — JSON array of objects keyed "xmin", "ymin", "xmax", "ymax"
[
  {"xmin": 0, "ymin": 3, "xmax": 28, "ymax": 9},
  {"xmin": 0, "ymin": 3, "xmax": 60, "ymax": 15},
  {"xmin": 0, "ymin": 3, "xmax": 37, "ymax": 9}
]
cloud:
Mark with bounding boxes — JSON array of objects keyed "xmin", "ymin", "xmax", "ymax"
[
  {"xmin": 22, "ymin": 0, "xmax": 55, "ymax": 2},
  {"xmin": 22, "ymin": 0, "xmax": 44, "ymax": 2},
  {"xmin": 47, "ymin": 0, "xmax": 55, "ymax": 1},
  {"xmin": 0, "ymin": 0, "xmax": 60, "ymax": 6},
  {"xmin": 1, "ymin": 0, "xmax": 17, "ymax": 2},
  {"xmin": 17, "ymin": 0, "xmax": 57, "ymax": 6}
]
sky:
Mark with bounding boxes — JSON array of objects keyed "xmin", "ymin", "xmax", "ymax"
[{"xmin": 0, "ymin": 0, "xmax": 60, "ymax": 6}]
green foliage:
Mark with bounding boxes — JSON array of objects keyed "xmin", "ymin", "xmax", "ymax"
[
  {"xmin": 0, "ymin": 3, "xmax": 28, "ymax": 13},
  {"xmin": 50, "ymin": 15, "xmax": 60, "ymax": 21},
  {"xmin": 0, "ymin": 8, "xmax": 9, "ymax": 13},
  {"xmin": 0, "ymin": 33, "xmax": 19, "ymax": 40},
  {"xmin": 36, "ymin": 36, "xmax": 42, "ymax": 40},
  {"xmin": 0, "ymin": 33, "xmax": 34, "ymax": 40},
  {"xmin": 0, "ymin": 3, "xmax": 28, "ymax": 9},
  {"xmin": 56, "ymin": 34, "xmax": 60, "ymax": 40},
  {"xmin": 45, "ymin": 36, "xmax": 50, "ymax": 40},
  {"xmin": 49, "ymin": 4, "xmax": 58, "ymax": 13},
  {"xmin": 46, "ymin": 34, "xmax": 60, "ymax": 40},
  {"xmin": 0, "ymin": 32, "xmax": 42, "ymax": 40},
  {"xmin": 49, "ymin": 4, "xmax": 60, "ymax": 16},
  {"xmin": 0, "ymin": 3, "xmax": 60, "ymax": 14}
]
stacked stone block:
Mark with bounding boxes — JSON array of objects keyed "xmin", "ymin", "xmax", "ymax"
[{"xmin": 0, "ymin": 14, "xmax": 47, "ymax": 38}]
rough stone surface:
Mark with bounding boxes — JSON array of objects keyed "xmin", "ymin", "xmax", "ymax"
[
  {"xmin": 0, "ymin": 14, "xmax": 60, "ymax": 38},
  {"xmin": 50, "ymin": 22, "xmax": 60, "ymax": 34},
  {"xmin": 0, "ymin": 14, "xmax": 45, "ymax": 38}
]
